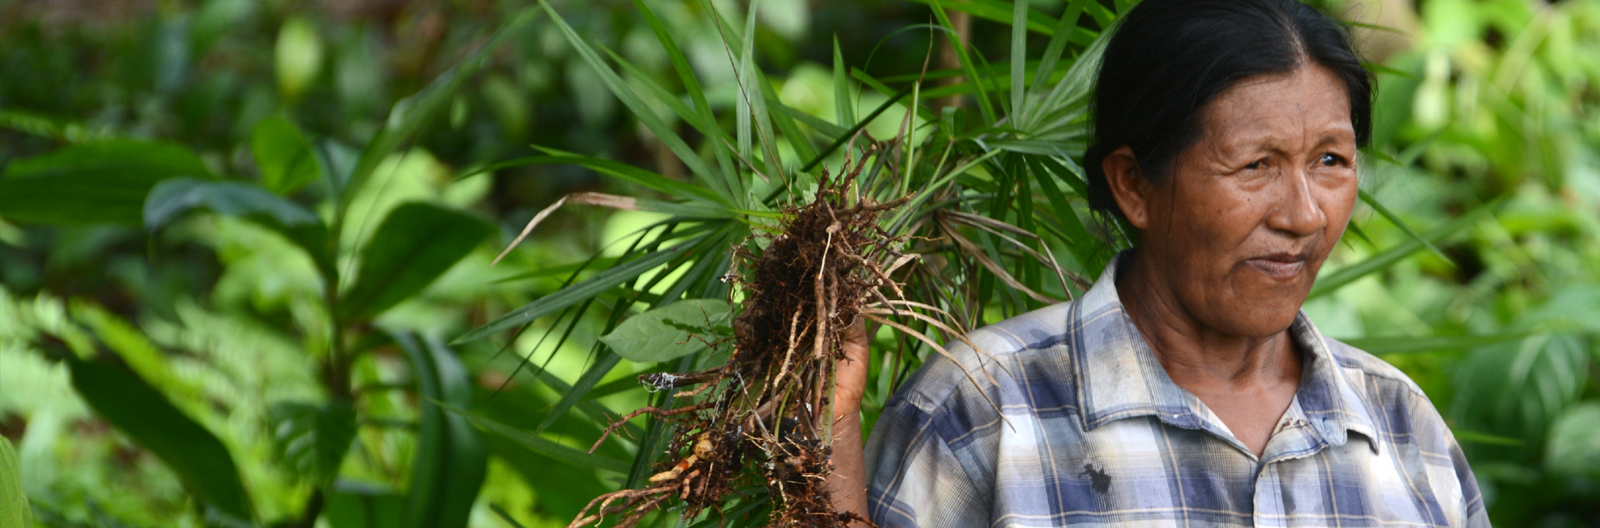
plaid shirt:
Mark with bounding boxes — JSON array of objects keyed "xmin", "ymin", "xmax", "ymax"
[{"xmin": 864, "ymin": 256, "xmax": 1488, "ymax": 527}]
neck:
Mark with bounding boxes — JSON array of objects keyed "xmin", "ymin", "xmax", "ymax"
[{"xmin": 1114, "ymin": 251, "xmax": 1300, "ymax": 390}]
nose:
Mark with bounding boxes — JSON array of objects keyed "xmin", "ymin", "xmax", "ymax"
[{"xmin": 1267, "ymin": 166, "xmax": 1328, "ymax": 237}]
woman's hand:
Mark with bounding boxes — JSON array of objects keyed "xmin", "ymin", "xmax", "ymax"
[
  {"xmin": 834, "ymin": 318, "xmax": 871, "ymax": 415},
  {"xmin": 826, "ymin": 318, "xmax": 871, "ymax": 527}
]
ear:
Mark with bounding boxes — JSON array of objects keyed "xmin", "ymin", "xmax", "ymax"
[{"xmin": 1102, "ymin": 146, "xmax": 1152, "ymax": 229}]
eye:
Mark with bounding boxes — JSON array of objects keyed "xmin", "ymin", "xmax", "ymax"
[
  {"xmin": 1244, "ymin": 159, "xmax": 1265, "ymax": 170},
  {"xmin": 1318, "ymin": 153, "xmax": 1348, "ymax": 167}
]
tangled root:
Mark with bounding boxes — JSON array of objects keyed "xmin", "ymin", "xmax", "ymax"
[{"xmin": 570, "ymin": 163, "xmax": 903, "ymax": 528}]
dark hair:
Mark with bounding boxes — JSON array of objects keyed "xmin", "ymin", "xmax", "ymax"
[{"xmin": 1083, "ymin": 0, "xmax": 1373, "ymax": 221}]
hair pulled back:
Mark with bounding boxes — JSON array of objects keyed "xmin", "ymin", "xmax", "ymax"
[{"xmin": 1083, "ymin": 0, "xmax": 1373, "ymax": 222}]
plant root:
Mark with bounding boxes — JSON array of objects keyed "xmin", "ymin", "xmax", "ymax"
[{"xmin": 569, "ymin": 164, "xmax": 899, "ymax": 528}]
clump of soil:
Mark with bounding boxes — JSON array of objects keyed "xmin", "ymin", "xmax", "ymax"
[{"xmin": 569, "ymin": 165, "xmax": 904, "ymax": 528}]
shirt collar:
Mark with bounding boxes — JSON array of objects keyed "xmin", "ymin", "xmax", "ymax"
[{"xmin": 1068, "ymin": 251, "xmax": 1379, "ymax": 451}]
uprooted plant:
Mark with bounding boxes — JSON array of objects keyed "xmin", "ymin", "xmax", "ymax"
[
  {"xmin": 555, "ymin": 130, "xmax": 1056, "ymax": 528},
  {"xmin": 567, "ymin": 155, "xmax": 901, "ymax": 528},
  {"xmin": 461, "ymin": 3, "xmax": 1112, "ymax": 527}
]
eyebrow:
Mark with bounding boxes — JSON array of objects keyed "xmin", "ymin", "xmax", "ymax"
[{"xmin": 1309, "ymin": 130, "xmax": 1356, "ymax": 149}]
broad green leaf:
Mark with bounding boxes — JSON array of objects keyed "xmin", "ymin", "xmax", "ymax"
[
  {"xmin": 341, "ymin": 8, "xmax": 539, "ymax": 216},
  {"xmin": 67, "ymin": 357, "xmax": 253, "ymax": 520},
  {"xmin": 599, "ymin": 299, "xmax": 731, "ymax": 363},
  {"xmin": 1545, "ymin": 403, "xmax": 1600, "ymax": 479},
  {"xmin": 251, "ymin": 115, "xmax": 323, "ymax": 195},
  {"xmin": 394, "ymin": 333, "xmax": 488, "ymax": 528},
  {"xmin": 144, "ymin": 178, "xmax": 335, "ymax": 281},
  {"xmin": 0, "ymin": 140, "xmax": 213, "ymax": 225},
  {"xmin": 1310, "ymin": 199, "xmax": 1500, "ymax": 298},
  {"xmin": 275, "ymin": 17, "xmax": 323, "ymax": 101},
  {"xmin": 452, "ymin": 241, "xmax": 696, "ymax": 344},
  {"xmin": 324, "ymin": 482, "xmax": 405, "ymax": 528},
  {"xmin": 268, "ymin": 400, "xmax": 357, "ymax": 485},
  {"xmin": 0, "ymin": 437, "xmax": 30, "ymax": 528},
  {"xmin": 339, "ymin": 202, "xmax": 492, "ymax": 320},
  {"xmin": 447, "ymin": 405, "xmax": 630, "ymax": 473},
  {"xmin": 1452, "ymin": 333, "xmax": 1589, "ymax": 449}
]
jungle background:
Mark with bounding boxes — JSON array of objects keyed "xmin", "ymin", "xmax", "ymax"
[{"xmin": 0, "ymin": 0, "xmax": 1598, "ymax": 527}]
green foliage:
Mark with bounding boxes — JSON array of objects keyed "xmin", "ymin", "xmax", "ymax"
[
  {"xmin": 393, "ymin": 333, "xmax": 487, "ymax": 528},
  {"xmin": 250, "ymin": 116, "xmax": 323, "ymax": 195},
  {"xmin": 339, "ymin": 203, "xmax": 492, "ymax": 320},
  {"xmin": 0, "ymin": 141, "xmax": 213, "ymax": 225},
  {"xmin": 599, "ymin": 299, "xmax": 732, "ymax": 363},
  {"xmin": 66, "ymin": 357, "xmax": 253, "ymax": 521},
  {"xmin": 0, "ymin": 437, "xmax": 31, "ymax": 528},
  {"xmin": 268, "ymin": 401, "xmax": 358, "ymax": 487},
  {"xmin": 1, "ymin": 0, "xmax": 1598, "ymax": 526},
  {"xmin": 144, "ymin": 177, "xmax": 335, "ymax": 278}
]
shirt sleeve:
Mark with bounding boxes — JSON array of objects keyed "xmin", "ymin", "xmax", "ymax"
[{"xmin": 863, "ymin": 395, "xmax": 992, "ymax": 528}]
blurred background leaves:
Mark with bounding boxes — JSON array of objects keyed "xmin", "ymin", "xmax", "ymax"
[{"xmin": 0, "ymin": 0, "xmax": 1596, "ymax": 527}]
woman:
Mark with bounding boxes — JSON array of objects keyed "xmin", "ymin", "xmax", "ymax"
[{"xmin": 825, "ymin": 0, "xmax": 1488, "ymax": 527}]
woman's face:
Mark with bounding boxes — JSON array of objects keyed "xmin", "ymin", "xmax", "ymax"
[{"xmin": 1113, "ymin": 64, "xmax": 1359, "ymax": 338}]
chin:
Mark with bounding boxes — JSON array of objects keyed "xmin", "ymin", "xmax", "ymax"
[{"xmin": 1216, "ymin": 280, "xmax": 1312, "ymax": 336}]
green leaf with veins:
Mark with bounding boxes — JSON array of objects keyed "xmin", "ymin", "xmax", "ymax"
[
  {"xmin": 251, "ymin": 115, "xmax": 323, "ymax": 195},
  {"xmin": 599, "ymin": 299, "xmax": 732, "ymax": 364},
  {"xmin": 339, "ymin": 202, "xmax": 492, "ymax": 320},
  {"xmin": 268, "ymin": 400, "xmax": 358, "ymax": 485}
]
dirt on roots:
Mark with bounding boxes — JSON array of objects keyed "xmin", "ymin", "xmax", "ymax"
[{"xmin": 570, "ymin": 167, "xmax": 905, "ymax": 528}]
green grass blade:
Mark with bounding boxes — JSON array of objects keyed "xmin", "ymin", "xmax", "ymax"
[
  {"xmin": 447, "ymin": 405, "xmax": 630, "ymax": 473},
  {"xmin": 907, "ymin": 0, "xmax": 1057, "ymax": 34},
  {"xmin": 453, "ymin": 241, "xmax": 698, "ymax": 344},
  {"xmin": 1027, "ymin": 0, "xmax": 1089, "ymax": 104},
  {"xmin": 1010, "ymin": 0, "xmax": 1028, "ymax": 126},
  {"xmin": 799, "ymin": 85, "xmax": 915, "ymax": 174},
  {"xmin": 461, "ymin": 154, "xmax": 728, "ymax": 206},
  {"xmin": 1337, "ymin": 332, "xmax": 1532, "ymax": 355},
  {"xmin": 834, "ymin": 37, "xmax": 857, "ymax": 129},
  {"xmin": 777, "ymin": 103, "xmax": 848, "ymax": 139},
  {"xmin": 540, "ymin": 1, "xmax": 731, "ymax": 202},
  {"xmin": 490, "ymin": 504, "xmax": 530, "ymax": 528},
  {"xmin": 1358, "ymin": 187, "xmax": 1453, "ymax": 263},
  {"xmin": 1310, "ymin": 198, "xmax": 1501, "ymax": 298},
  {"xmin": 1451, "ymin": 428, "xmax": 1525, "ymax": 446},
  {"xmin": 340, "ymin": 8, "xmax": 537, "ymax": 217},
  {"xmin": 633, "ymin": 0, "xmax": 739, "ymax": 187},
  {"xmin": 760, "ymin": 71, "xmax": 819, "ymax": 167},
  {"xmin": 928, "ymin": 0, "xmax": 997, "ymax": 123},
  {"xmin": 851, "ymin": 68, "xmax": 938, "ymax": 122}
]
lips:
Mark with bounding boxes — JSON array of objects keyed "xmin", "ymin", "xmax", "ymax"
[{"xmin": 1244, "ymin": 252, "xmax": 1309, "ymax": 280}]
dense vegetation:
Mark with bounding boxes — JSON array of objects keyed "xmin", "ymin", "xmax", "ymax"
[{"xmin": 0, "ymin": 0, "xmax": 1597, "ymax": 527}]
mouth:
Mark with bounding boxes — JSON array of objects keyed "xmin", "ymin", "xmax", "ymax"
[{"xmin": 1243, "ymin": 251, "xmax": 1311, "ymax": 280}]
